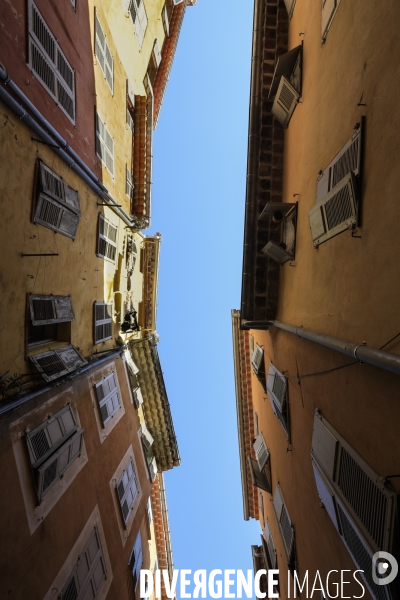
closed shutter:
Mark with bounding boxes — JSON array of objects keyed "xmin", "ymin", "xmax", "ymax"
[
  {"xmin": 153, "ymin": 40, "xmax": 162, "ymax": 67},
  {"xmin": 273, "ymin": 483, "xmax": 294, "ymax": 562},
  {"xmin": 27, "ymin": 404, "xmax": 77, "ymax": 463},
  {"xmin": 29, "ymin": 294, "xmax": 75, "ymax": 325},
  {"xmin": 283, "ymin": 0, "xmax": 296, "ymax": 18},
  {"xmin": 264, "ymin": 518, "xmax": 277, "ymax": 569},
  {"xmin": 61, "ymin": 528, "xmax": 107, "ymax": 600},
  {"xmin": 126, "ymin": 165, "xmax": 134, "ymax": 199},
  {"xmin": 95, "ymin": 372, "xmax": 121, "ymax": 426},
  {"xmin": 95, "ymin": 113, "xmax": 114, "ymax": 176},
  {"xmin": 97, "ymin": 214, "xmax": 117, "ymax": 262},
  {"xmin": 253, "ymin": 432, "xmax": 269, "ymax": 471},
  {"xmin": 117, "ymin": 458, "xmax": 139, "ymax": 524},
  {"xmin": 316, "ymin": 127, "xmax": 362, "ymax": 203},
  {"xmin": 34, "ymin": 162, "xmax": 80, "ymax": 239},
  {"xmin": 322, "ymin": 0, "xmax": 337, "ymax": 41},
  {"xmin": 36, "ymin": 428, "xmax": 84, "ymax": 501},
  {"xmin": 308, "ymin": 173, "xmax": 357, "ymax": 247},
  {"xmin": 137, "ymin": 1, "xmax": 148, "ymax": 48},
  {"xmin": 94, "ymin": 302, "xmax": 113, "ymax": 343},
  {"xmin": 262, "ymin": 241, "xmax": 293, "ymax": 264},
  {"xmin": 28, "ymin": 0, "xmax": 75, "ymax": 123},
  {"xmin": 251, "ymin": 344, "xmax": 264, "ymax": 374},
  {"xmin": 95, "ymin": 11, "xmax": 113, "ymax": 93},
  {"xmin": 30, "ymin": 345, "xmax": 86, "ymax": 382},
  {"xmin": 130, "ymin": 532, "xmax": 143, "ymax": 589},
  {"xmin": 272, "ymin": 76, "xmax": 299, "ymax": 128}
]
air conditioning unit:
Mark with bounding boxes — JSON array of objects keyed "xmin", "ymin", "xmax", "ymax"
[{"xmin": 262, "ymin": 241, "xmax": 293, "ymax": 264}]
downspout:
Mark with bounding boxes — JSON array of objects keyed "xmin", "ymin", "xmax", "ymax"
[
  {"xmin": 0, "ymin": 349, "xmax": 122, "ymax": 417},
  {"xmin": 158, "ymin": 474, "xmax": 174, "ymax": 585},
  {"xmin": 241, "ymin": 319, "xmax": 400, "ymax": 377},
  {"xmin": 0, "ymin": 70, "xmax": 136, "ymax": 229},
  {"xmin": 240, "ymin": 0, "xmax": 264, "ymax": 321}
]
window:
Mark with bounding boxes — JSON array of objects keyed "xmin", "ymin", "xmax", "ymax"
[
  {"xmin": 28, "ymin": 293, "xmax": 74, "ymax": 346},
  {"xmin": 94, "ymin": 302, "xmax": 113, "ymax": 343},
  {"xmin": 263, "ymin": 518, "xmax": 277, "ymax": 569},
  {"xmin": 140, "ymin": 423, "xmax": 157, "ymax": 482},
  {"xmin": 129, "ymin": 531, "xmax": 143, "ymax": 590},
  {"xmin": 26, "ymin": 404, "xmax": 84, "ymax": 503},
  {"xmin": 34, "ymin": 161, "xmax": 81, "ymax": 239},
  {"xmin": 127, "ymin": 79, "xmax": 135, "ymax": 133},
  {"xmin": 270, "ymin": 45, "xmax": 302, "ymax": 128},
  {"xmin": 128, "ymin": 0, "xmax": 148, "ymax": 49},
  {"xmin": 311, "ymin": 412, "xmax": 397, "ymax": 600},
  {"xmin": 97, "ymin": 214, "xmax": 117, "ymax": 262},
  {"xmin": 94, "ymin": 11, "xmax": 113, "ymax": 93},
  {"xmin": 273, "ymin": 483, "xmax": 295, "ymax": 564},
  {"xmin": 117, "ymin": 458, "xmax": 139, "ymax": 524},
  {"xmin": 27, "ymin": 0, "xmax": 75, "ymax": 122},
  {"xmin": 60, "ymin": 527, "xmax": 107, "ymax": 600},
  {"xmin": 267, "ymin": 362, "xmax": 289, "ymax": 437},
  {"xmin": 95, "ymin": 372, "xmax": 121, "ymax": 426},
  {"xmin": 309, "ymin": 123, "xmax": 363, "ymax": 247},
  {"xmin": 95, "ymin": 112, "xmax": 114, "ymax": 175},
  {"xmin": 29, "ymin": 345, "xmax": 87, "ymax": 382},
  {"xmin": 126, "ymin": 165, "xmax": 134, "ymax": 199}
]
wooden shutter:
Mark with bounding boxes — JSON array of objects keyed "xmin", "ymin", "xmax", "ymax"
[
  {"xmin": 272, "ymin": 76, "xmax": 299, "ymax": 128},
  {"xmin": 30, "ymin": 294, "xmax": 75, "ymax": 324},
  {"xmin": 247, "ymin": 456, "xmax": 272, "ymax": 493},
  {"xmin": 322, "ymin": 0, "xmax": 337, "ymax": 41},
  {"xmin": 147, "ymin": 498, "xmax": 153, "ymax": 524},
  {"xmin": 36, "ymin": 428, "xmax": 84, "ymax": 501},
  {"xmin": 312, "ymin": 462, "xmax": 340, "ymax": 531},
  {"xmin": 97, "ymin": 214, "xmax": 117, "ymax": 262},
  {"xmin": 27, "ymin": 404, "xmax": 77, "ymax": 464},
  {"xmin": 133, "ymin": 387, "xmax": 144, "ymax": 408},
  {"xmin": 267, "ymin": 363, "xmax": 287, "ymax": 410},
  {"xmin": 273, "ymin": 483, "xmax": 294, "ymax": 562},
  {"xmin": 130, "ymin": 532, "xmax": 143, "ymax": 589},
  {"xmin": 117, "ymin": 458, "xmax": 139, "ymax": 523},
  {"xmin": 264, "ymin": 518, "xmax": 277, "ymax": 569},
  {"xmin": 30, "ymin": 345, "xmax": 86, "ymax": 382},
  {"xmin": 141, "ymin": 424, "xmax": 154, "ymax": 451},
  {"xmin": 162, "ymin": 4, "xmax": 170, "ymax": 36},
  {"xmin": 94, "ymin": 302, "xmax": 113, "ymax": 343},
  {"xmin": 153, "ymin": 40, "xmax": 162, "ymax": 67},
  {"xmin": 56, "ymin": 45, "xmax": 75, "ymax": 121},
  {"xmin": 283, "ymin": 0, "xmax": 296, "ymax": 18},
  {"xmin": 253, "ymin": 433, "xmax": 269, "ymax": 471},
  {"xmin": 95, "ymin": 113, "xmax": 114, "ymax": 175},
  {"xmin": 262, "ymin": 241, "xmax": 293, "ymax": 264},
  {"xmin": 308, "ymin": 173, "xmax": 357, "ymax": 247},
  {"xmin": 61, "ymin": 528, "xmax": 107, "ymax": 600},
  {"xmin": 94, "ymin": 11, "xmax": 113, "ymax": 93},
  {"xmin": 148, "ymin": 456, "xmax": 157, "ymax": 482},
  {"xmin": 105, "ymin": 42, "xmax": 114, "ymax": 93},
  {"xmin": 95, "ymin": 372, "xmax": 121, "ymax": 426},
  {"xmin": 126, "ymin": 165, "xmax": 134, "ymax": 198},
  {"xmin": 137, "ymin": 1, "xmax": 148, "ymax": 48},
  {"xmin": 316, "ymin": 127, "xmax": 362, "ymax": 203},
  {"xmin": 251, "ymin": 345, "xmax": 264, "ymax": 374}
]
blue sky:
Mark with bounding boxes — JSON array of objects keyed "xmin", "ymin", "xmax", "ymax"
[{"xmin": 150, "ymin": 0, "xmax": 260, "ymax": 596}]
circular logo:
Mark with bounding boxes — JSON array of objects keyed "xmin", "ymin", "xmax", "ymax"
[{"xmin": 372, "ymin": 551, "xmax": 398, "ymax": 586}]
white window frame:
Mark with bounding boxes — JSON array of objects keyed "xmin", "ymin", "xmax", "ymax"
[
  {"xmin": 94, "ymin": 302, "xmax": 113, "ymax": 343},
  {"xmin": 117, "ymin": 458, "xmax": 139, "ymax": 524},
  {"xmin": 95, "ymin": 372, "xmax": 121, "ymax": 426},
  {"xmin": 94, "ymin": 10, "xmax": 114, "ymax": 94},
  {"xmin": 27, "ymin": 0, "xmax": 75, "ymax": 123},
  {"xmin": 95, "ymin": 112, "xmax": 114, "ymax": 176},
  {"xmin": 97, "ymin": 214, "xmax": 118, "ymax": 263}
]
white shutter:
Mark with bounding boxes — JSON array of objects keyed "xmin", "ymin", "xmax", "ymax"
[
  {"xmin": 27, "ymin": 404, "xmax": 77, "ymax": 463},
  {"xmin": 61, "ymin": 528, "xmax": 107, "ymax": 600},
  {"xmin": 267, "ymin": 363, "xmax": 287, "ymax": 410},
  {"xmin": 141, "ymin": 424, "xmax": 154, "ymax": 451},
  {"xmin": 96, "ymin": 112, "xmax": 114, "ymax": 175},
  {"xmin": 248, "ymin": 456, "xmax": 272, "ymax": 493},
  {"xmin": 273, "ymin": 484, "xmax": 294, "ymax": 562},
  {"xmin": 133, "ymin": 387, "xmax": 144, "ymax": 408},
  {"xmin": 137, "ymin": 1, "xmax": 148, "ymax": 47},
  {"xmin": 308, "ymin": 173, "xmax": 357, "ymax": 247},
  {"xmin": 322, "ymin": 0, "xmax": 337, "ymax": 41},
  {"xmin": 94, "ymin": 302, "xmax": 113, "ymax": 343},
  {"xmin": 264, "ymin": 519, "xmax": 277, "ymax": 569},
  {"xmin": 95, "ymin": 11, "xmax": 113, "ymax": 93},
  {"xmin": 251, "ymin": 344, "xmax": 264, "ymax": 374},
  {"xmin": 95, "ymin": 372, "xmax": 121, "ymax": 426},
  {"xmin": 253, "ymin": 433, "xmax": 269, "ymax": 471},
  {"xmin": 273, "ymin": 483, "xmax": 284, "ymax": 521},
  {"xmin": 153, "ymin": 39, "xmax": 162, "ymax": 67},
  {"xmin": 262, "ymin": 241, "xmax": 293, "ymax": 264},
  {"xmin": 272, "ymin": 76, "xmax": 299, "ymax": 128},
  {"xmin": 126, "ymin": 165, "xmax": 134, "ymax": 199},
  {"xmin": 130, "ymin": 531, "xmax": 143, "ymax": 589},
  {"xmin": 29, "ymin": 294, "xmax": 74, "ymax": 324},
  {"xmin": 117, "ymin": 458, "xmax": 139, "ymax": 523},
  {"xmin": 173, "ymin": 0, "xmax": 184, "ymax": 4},
  {"xmin": 97, "ymin": 214, "xmax": 117, "ymax": 262},
  {"xmin": 148, "ymin": 456, "xmax": 157, "ymax": 482},
  {"xmin": 283, "ymin": 0, "xmax": 296, "ymax": 18},
  {"xmin": 162, "ymin": 4, "xmax": 170, "ymax": 36},
  {"xmin": 30, "ymin": 345, "xmax": 86, "ymax": 382},
  {"xmin": 127, "ymin": 79, "xmax": 135, "ymax": 107}
]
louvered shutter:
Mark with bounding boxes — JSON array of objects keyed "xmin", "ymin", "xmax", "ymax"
[
  {"xmin": 95, "ymin": 13, "xmax": 106, "ymax": 73},
  {"xmin": 251, "ymin": 345, "xmax": 264, "ymax": 374},
  {"xmin": 94, "ymin": 302, "xmax": 113, "ymax": 343},
  {"xmin": 308, "ymin": 173, "xmax": 357, "ymax": 247},
  {"xmin": 95, "ymin": 372, "xmax": 121, "ymax": 426},
  {"xmin": 253, "ymin": 433, "xmax": 269, "ymax": 471},
  {"xmin": 264, "ymin": 519, "xmax": 277, "ymax": 569},
  {"xmin": 95, "ymin": 113, "xmax": 114, "ymax": 175},
  {"xmin": 61, "ymin": 528, "xmax": 107, "ymax": 600},
  {"xmin": 272, "ymin": 76, "xmax": 299, "ymax": 128},
  {"xmin": 27, "ymin": 404, "xmax": 77, "ymax": 464},
  {"xmin": 97, "ymin": 214, "xmax": 117, "ymax": 262},
  {"xmin": 30, "ymin": 345, "xmax": 86, "ymax": 382},
  {"xmin": 173, "ymin": 0, "xmax": 184, "ymax": 4},
  {"xmin": 247, "ymin": 456, "xmax": 272, "ymax": 493},
  {"xmin": 56, "ymin": 45, "xmax": 75, "ymax": 121},
  {"xmin": 283, "ymin": 0, "xmax": 296, "ymax": 18},
  {"xmin": 117, "ymin": 458, "xmax": 139, "ymax": 523},
  {"xmin": 267, "ymin": 363, "xmax": 287, "ymax": 410},
  {"xmin": 141, "ymin": 424, "xmax": 154, "ymax": 451},
  {"xmin": 262, "ymin": 241, "xmax": 293, "ymax": 264},
  {"xmin": 126, "ymin": 165, "xmax": 134, "ymax": 199},
  {"xmin": 273, "ymin": 484, "xmax": 294, "ymax": 562},
  {"xmin": 322, "ymin": 0, "xmax": 337, "ymax": 41},
  {"xmin": 153, "ymin": 40, "xmax": 162, "ymax": 67},
  {"xmin": 137, "ymin": 1, "xmax": 148, "ymax": 47},
  {"xmin": 130, "ymin": 532, "xmax": 143, "ymax": 589}
]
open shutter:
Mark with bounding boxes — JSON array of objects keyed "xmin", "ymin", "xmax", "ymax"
[
  {"xmin": 117, "ymin": 458, "xmax": 139, "ymax": 523},
  {"xmin": 262, "ymin": 241, "xmax": 293, "ymax": 264},
  {"xmin": 153, "ymin": 40, "xmax": 162, "ymax": 67},
  {"xmin": 133, "ymin": 387, "xmax": 144, "ymax": 408},
  {"xmin": 272, "ymin": 76, "xmax": 299, "ymax": 128},
  {"xmin": 248, "ymin": 456, "xmax": 272, "ymax": 493},
  {"xmin": 253, "ymin": 433, "xmax": 269, "ymax": 471},
  {"xmin": 141, "ymin": 424, "xmax": 154, "ymax": 451},
  {"xmin": 312, "ymin": 462, "xmax": 340, "ymax": 530},
  {"xmin": 39, "ymin": 162, "xmax": 64, "ymax": 201},
  {"xmin": 36, "ymin": 428, "xmax": 83, "ymax": 501},
  {"xmin": 148, "ymin": 456, "xmax": 157, "ymax": 482},
  {"xmin": 61, "ymin": 528, "xmax": 107, "ymax": 600},
  {"xmin": 29, "ymin": 345, "xmax": 86, "ymax": 382},
  {"xmin": 95, "ymin": 113, "xmax": 114, "ymax": 176},
  {"xmin": 309, "ymin": 173, "xmax": 357, "ymax": 247},
  {"xmin": 27, "ymin": 404, "xmax": 77, "ymax": 463},
  {"xmin": 283, "ymin": 0, "xmax": 296, "ymax": 19},
  {"xmin": 322, "ymin": 0, "xmax": 337, "ymax": 41},
  {"xmin": 267, "ymin": 363, "xmax": 287, "ymax": 410},
  {"xmin": 251, "ymin": 345, "xmax": 264, "ymax": 374},
  {"xmin": 95, "ymin": 372, "xmax": 121, "ymax": 426},
  {"xmin": 162, "ymin": 4, "xmax": 170, "ymax": 36}
]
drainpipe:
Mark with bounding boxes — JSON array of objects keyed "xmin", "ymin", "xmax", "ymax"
[
  {"xmin": 158, "ymin": 473, "xmax": 175, "ymax": 585},
  {"xmin": 241, "ymin": 319, "xmax": 400, "ymax": 377},
  {"xmin": 0, "ymin": 70, "xmax": 136, "ymax": 229}
]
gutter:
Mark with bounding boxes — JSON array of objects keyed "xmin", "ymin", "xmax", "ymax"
[
  {"xmin": 158, "ymin": 474, "xmax": 175, "ymax": 585},
  {"xmin": 240, "ymin": 0, "xmax": 264, "ymax": 322},
  {"xmin": 241, "ymin": 319, "xmax": 400, "ymax": 377},
  {"xmin": 232, "ymin": 310, "xmax": 250, "ymax": 521},
  {"xmin": 0, "ymin": 67, "xmax": 138, "ymax": 229},
  {"xmin": 0, "ymin": 349, "xmax": 122, "ymax": 417}
]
